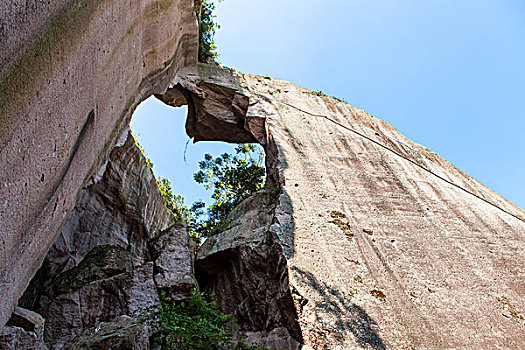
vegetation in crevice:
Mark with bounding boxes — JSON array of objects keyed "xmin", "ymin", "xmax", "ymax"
[
  {"xmin": 134, "ymin": 138, "xmax": 155, "ymax": 169},
  {"xmin": 134, "ymin": 134, "xmax": 266, "ymax": 242},
  {"xmin": 142, "ymin": 289, "xmax": 272, "ymax": 350},
  {"xmin": 134, "ymin": 140, "xmax": 270, "ymax": 347},
  {"xmin": 157, "ymin": 177, "xmax": 200, "ymax": 243},
  {"xmin": 303, "ymin": 89, "xmax": 348, "ymax": 104}
]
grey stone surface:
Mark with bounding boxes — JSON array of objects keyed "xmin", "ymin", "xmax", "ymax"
[
  {"xmin": 61, "ymin": 316, "xmax": 151, "ymax": 350},
  {"xmin": 37, "ymin": 245, "xmax": 156, "ymax": 349},
  {"xmin": 0, "ymin": 326, "xmax": 47, "ymax": 350},
  {"xmin": 149, "ymin": 222, "xmax": 198, "ymax": 300},
  {"xmin": 0, "ymin": 0, "xmax": 198, "ymax": 326},
  {"xmin": 16, "ymin": 131, "xmax": 196, "ymax": 348},
  {"xmin": 47, "ymin": 132, "xmax": 174, "ymax": 275},
  {"xmin": 0, "ymin": 307, "xmax": 47, "ymax": 350},
  {"xmin": 242, "ymin": 327, "xmax": 302, "ymax": 350},
  {"xmin": 196, "ymin": 191, "xmax": 303, "ymax": 345},
  {"xmin": 168, "ymin": 66, "xmax": 525, "ymax": 349}
]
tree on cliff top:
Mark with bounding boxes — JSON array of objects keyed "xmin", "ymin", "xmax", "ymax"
[{"xmin": 199, "ymin": 0, "xmax": 221, "ymax": 62}]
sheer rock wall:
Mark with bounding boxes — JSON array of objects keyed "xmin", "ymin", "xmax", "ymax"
[
  {"xmin": 1, "ymin": 1, "xmax": 524, "ymax": 348},
  {"xmin": 167, "ymin": 65, "xmax": 525, "ymax": 349},
  {"xmin": 0, "ymin": 0, "xmax": 198, "ymax": 326}
]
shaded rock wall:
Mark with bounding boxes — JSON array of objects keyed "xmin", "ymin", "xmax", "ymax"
[
  {"xmin": 15, "ymin": 133, "xmax": 195, "ymax": 349},
  {"xmin": 167, "ymin": 65, "xmax": 525, "ymax": 349},
  {"xmin": 38, "ymin": 245, "xmax": 156, "ymax": 349},
  {"xmin": 196, "ymin": 191, "xmax": 302, "ymax": 349},
  {"xmin": 0, "ymin": 0, "xmax": 198, "ymax": 326},
  {"xmin": 2, "ymin": 1, "xmax": 524, "ymax": 347},
  {"xmin": 0, "ymin": 307, "xmax": 47, "ymax": 350},
  {"xmin": 46, "ymin": 132, "xmax": 174, "ymax": 275},
  {"xmin": 61, "ymin": 315, "xmax": 152, "ymax": 350}
]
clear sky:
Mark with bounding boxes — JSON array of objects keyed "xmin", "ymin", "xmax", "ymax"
[{"xmin": 131, "ymin": 0, "xmax": 525, "ymax": 209}]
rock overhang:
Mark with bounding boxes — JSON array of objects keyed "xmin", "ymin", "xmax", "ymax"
[
  {"xmin": 1, "ymin": 2, "xmax": 524, "ymax": 348},
  {"xmin": 0, "ymin": 0, "xmax": 199, "ymax": 327}
]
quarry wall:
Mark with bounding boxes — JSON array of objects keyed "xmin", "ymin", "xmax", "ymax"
[{"xmin": 1, "ymin": 2, "xmax": 524, "ymax": 349}]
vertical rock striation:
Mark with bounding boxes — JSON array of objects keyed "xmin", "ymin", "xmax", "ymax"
[
  {"xmin": 164, "ymin": 64, "xmax": 525, "ymax": 349},
  {"xmin": 45, "ymin": 132, "xmax": 174, "ymax": 276},
  {"xmin": 16, "ymin": 132, "xmax": 195, "ymax": 348},
  {"xmin": 2, "ymin": 2, "xmax": 524, "ymax": 347}
]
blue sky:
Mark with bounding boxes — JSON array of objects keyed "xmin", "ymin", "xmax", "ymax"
[{"xmin": 131, "ymin": 0, "xmax": 525, "ymax": 209}]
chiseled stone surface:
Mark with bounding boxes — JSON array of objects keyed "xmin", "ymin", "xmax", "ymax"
[
  {"xmin": 0, "ymin": 0, "xmax": 198, "ymax": 326},
  {"xmin": 174, "ymin": 65, "xmax": 525, "ymax": 349}
]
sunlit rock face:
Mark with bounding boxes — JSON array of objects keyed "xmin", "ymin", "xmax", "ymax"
[
  {"xmin": 0, "ymin": 0, "xmax": 198, "ymax": 326},
  {"xmin": 167, "ymin": 65, "xmax": 525, "ymax": 349},
  {"xmin": 46, "ymin": 132, "xmax": 175, "ymax": 276}
]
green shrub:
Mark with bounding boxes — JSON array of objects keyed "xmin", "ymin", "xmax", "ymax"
[
  {"xmin": 144, "ymin": 289, "xmax": 235, "ymax": 349},
  {"xmin": 157, "ymin": 177, "xmax": 200, "ymax": 243},
  {"xmin": 137, "ymin": 139, "xmax": 266, "ymax": 242},
  {"xmin": 133, "ymin": 133, "xmax": 154, "ymax": 168},
  {"xmin": 143, "ymin": 289, "xmax": 271, "ymax": 350},
  {"xmin": 199, "ymin": 0, "xmax": 221, "ymax": 63}
]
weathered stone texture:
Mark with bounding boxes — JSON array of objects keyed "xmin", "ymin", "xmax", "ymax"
[
  {"xmin": 47, "ymin": 132, "xmax": 174, "ymax": 275},
  {"xmin": 149, "ymin": 222, "xmax": 198, "ymax": 300},
  {"xmin": 15, "ymin": 132, "xmax": 194, "ymax": 348},
  {"xmin": 0, "ymin": 0, "xmax": 198, "ymax": 326},
  {"xmin": 169, "ymin": 65, "xmax": 525, "ymax": 349},
  {"xmin": 0, "ymin": 307, "xmax": 47, "ymax": 350},
  {"xmin": 197, "ymin": 191, "xmax": 302, "ymax": 348},
  {"xmin": 61, "ymin": 316, "xmax": 151, "ymax": 350},
  {"xmin": 2, "ymin": 1, "xmax": 524, "ymax": 346},
  {"xmin": 36, "ymin": 245, "xmax": 156, "ymax": 349}
]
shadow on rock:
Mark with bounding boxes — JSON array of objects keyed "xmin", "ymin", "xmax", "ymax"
[{"xmin": 292, "ymin": 267, "xmax": 386, "ymax": 350}]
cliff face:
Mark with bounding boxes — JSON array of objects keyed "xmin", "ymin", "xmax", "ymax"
[
  {"xmin": 12, "ymin": 132, "xmax": 196, "ymax": 349},
  {"xmin": 0, "ymin": 0, "xmax": 198, "ymax": 326},
  {"xmin": 2, "ymin": 2, "xmax": 525, "ymax": 349},
  {"xmin": 166, "ymin": 65, "xmax": 525, "ymax": 349}
]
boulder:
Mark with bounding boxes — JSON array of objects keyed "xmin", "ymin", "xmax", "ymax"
[
  {"xmin": 37, "ymin": 246, "xmax": 156, "ymax": 349},
  {"xmin": 0, "ymin": 307, "xmax": 47, "ymax": 350},
  {"xmin": 196, "ymin": 191, "xmax": 303, "ymax": 347},
  {"xmin": 149, "ymin": 222, "xmax": 198, "ymax": 301},
  {"xmin": 62, "ymin": 316, "xmax": 151, "ymax": 350}
]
